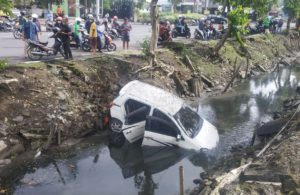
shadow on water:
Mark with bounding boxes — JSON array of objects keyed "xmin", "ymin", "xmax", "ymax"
[{"xmin": 3, "ymin": 66, "xmax": 300, "ymax": 195}]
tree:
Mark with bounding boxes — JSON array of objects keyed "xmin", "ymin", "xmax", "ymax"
[
  {"xmin": 35, "ymin": 0, "xmax": 62, "ymax": 8},
  {"xmin": 0, "ymin": 0, "xmax": 13, "ymax": 15},
  {"xmin": 213, "ymin": 0, "xmax": 276, "ymax": 55},
  {"xmin": 149, "ymin": 0, "xmax": 159, "ymax": 66},
  {"xmin": 168, "ymin": 0, "xmax": 181, "ymax": 13},
  {"xmin": 284, "ymin": 0, "xmax": 300, "ymax": 33}
]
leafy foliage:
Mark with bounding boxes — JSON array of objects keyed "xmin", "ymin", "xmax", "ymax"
[
  {"xmin": 284, "ymin": 0, "xmax": 300, "ymax": 19},
  {"xmin": 140, "ymin": 39, "xmax": 151, "ymax": 58},
  {"xmin": 0, "ymin": 59, "xmax": 7, "ymax": 72},
  {"xmin": 0, "ymin": 0, "xmax": 13, "ymax": 15},
  {"xmin": 228, "ymin": 5, "xmax": 250, "ymax": 48}
]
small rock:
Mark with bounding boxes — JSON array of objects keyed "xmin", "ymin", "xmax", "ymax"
[
  {"xmin": 276, "ymin": 134, "xmax": 282, "ymax": 141},
  {"xmin": 9, "ymin": 138, "xmax": 19, "ymax": 144},
  {"xmin": 61, "ymin": 69, "xmax": 72, "ymax": 80},
  {"xmin": 0, "ymin": 159, "xmax": 11, "ymax": 165},
  {"xmin": 12, "ymin": 115, "xmax": 24, "ymax": 123},
  {"xmin": 57, "ymin": 91, "xmax": 67, "ymax": 101},
  {"xmin": 204, "ymin": 180, "xmax": 212, "ymax": 186},
  {"xmin": 0, "ymin": 123, "xmax": 8, "ymax": 136},
  {"xmin": 22, "ymin": 111, "xmax": 30, "ymax": 117},
  {"xmin": 0, "ymin": 140, "xmax": 7, "ymax": 152},
  {"xmin": 51, "ymin": 66, "xmax": 60, "ymax": 75}
]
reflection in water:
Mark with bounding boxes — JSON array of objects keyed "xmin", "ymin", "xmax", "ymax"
[
  {"xmin": 198, "ymin": 67, "xmax": 299, "ymax": 157},
  {"xmin": 8, "ymin": 67, "xmax": 300, "ymax": 195}
]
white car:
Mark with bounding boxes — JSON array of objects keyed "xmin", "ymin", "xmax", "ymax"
[{"xmin": 109, "ymin": 80, "xmax": 219, "ymax": 151}]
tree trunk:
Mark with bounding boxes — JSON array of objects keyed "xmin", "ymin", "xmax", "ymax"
[
  {"xmin": 149, "ymin": 0, "xmax": 159, "ymax": 67},
  {"xmin": 214, "ymin": 23, "xmax": 231, "ymax": 55},
  {"xmin": 213, "ymin": 0, "xmax": 230, "ymax": 55}
]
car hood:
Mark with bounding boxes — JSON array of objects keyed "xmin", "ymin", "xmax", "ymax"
[{"xmin": 194, "ymin": 119, "xmax": 219, "ymax": 150}]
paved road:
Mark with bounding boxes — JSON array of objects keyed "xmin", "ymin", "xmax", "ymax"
[
  {"xmin": 0, "ymin": 22, "xmax": 295, "ymax": 64},
  {"xmin": 0, "ymin": 24, "xmax": 152, "ymax": 64}
]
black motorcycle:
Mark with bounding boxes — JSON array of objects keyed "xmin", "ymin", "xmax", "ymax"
[
  {"xmin": 172, "ymin": 25, "xmax": 191, "ymax": 38},
  {"xmin": 27, "ymin": 28, "xmax": 64, "ymax": 60}
]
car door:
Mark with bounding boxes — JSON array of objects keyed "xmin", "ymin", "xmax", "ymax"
[
  {"xmin": 122, "ymin": 99, "xmax": 151, "ymax": 143},
  {"xmin": 142, "ymin": 109, "xmax": 181, "ymax": 147}
]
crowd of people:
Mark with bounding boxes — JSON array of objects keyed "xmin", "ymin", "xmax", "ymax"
[{"xmin": 16, "ymin": 8, "xmax": 133, "ymax": 60}]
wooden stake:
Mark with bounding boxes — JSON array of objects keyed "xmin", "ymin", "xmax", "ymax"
[{"xmin": 179, "ymin": 166, "xmax": 184, "ymax": 195}]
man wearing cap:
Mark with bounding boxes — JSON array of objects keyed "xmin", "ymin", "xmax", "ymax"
[{"xmin": 120, "ymin": 18, "xmax": 132, "ymax": 50}]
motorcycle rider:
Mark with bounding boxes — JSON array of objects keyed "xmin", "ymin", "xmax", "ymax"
[
  {"xmin": 54, "ymin": 16, "xmax": 63, "ymax": 28},
  {"xmin": 180, "ymin": 17, "xmax": 188, "ymax": 34},
  {"xmin": 59, "ymin": 17, "xmax": 73, "ymax": 59},
  {"xmin": 159, "ymin": 21, "xmax": 171, "ymax": 42},
  {"xmin": 73, "ymin": 18, "xmax": 81, "ymax": 48},
  {"xmin": 85, "ymin": 14, "xmax": 93, "ymax": 34},
  {"xmin": 198, "ymin": 19, "xmax": 207, "ymax": 40},
  {"xmin": 96, "ymin": 20, "xmax": 103, "ymax": 53},
  {"xmin": 112, "ymin": 16, "xmax": 120, "ymax": 29}
]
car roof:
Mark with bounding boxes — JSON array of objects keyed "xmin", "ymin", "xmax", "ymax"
[{"xmin": 119, "ymin": 80, "xmax": 184, "ymax": 115}]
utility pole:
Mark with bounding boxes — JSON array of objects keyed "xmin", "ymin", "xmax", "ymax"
[
  {"xmin": 101, "ymin": 0, "xmax": 104, "ymax": 18},
  {"xmin": 96, "ymin": 0, "xmax": 100, "ymax": 20}
]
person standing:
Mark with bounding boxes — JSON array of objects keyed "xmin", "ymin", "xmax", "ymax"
[
  {"xmin": 23, "ymin": 15, "xmax": 39, "ymax": 58},
  {"xmin": 18, "ymin": 11, "xmax": 26, "ymax": 31},
  {"xmin": 32, "ymin": 14, "xmax": 42, "ymax": 40},
  {"xmin": 56, "ymin": 5, "xmax": 63, "ymax": 17},
  {"xmin": 89, "ymin": 17, "xmax": 97, "ymax": 55},
  {"xmin": 85, "ymin": 14, "xmax": 92, "ymax": 34},
  {"xmin": 60, "ymin": 17, "xmax": 73, "ymax": 60},
  {"xmin": 120, "ymin": 18, "xmax": 132, "ymax": 50}
]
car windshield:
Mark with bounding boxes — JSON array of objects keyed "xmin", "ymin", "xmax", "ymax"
[{"xmin": 174, "ymin": 106, "xmax": 203, "ymax": 138}]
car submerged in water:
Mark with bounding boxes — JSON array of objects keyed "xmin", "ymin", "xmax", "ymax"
[{"xmin": 109, "ymin": 80, "xmax": 219, "ymax": 150}]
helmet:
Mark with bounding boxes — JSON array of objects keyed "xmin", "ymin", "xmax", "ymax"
[
  {"xmin": 56, "ymin": 16, "xmax": 62, "ymax": 21},
  {"xmin": 20, "ymin": 11, "xmax": 25, "ymax": 16},
  {"xmin": 32, "ymin": 14, "xmax": 38, "ymax": 19},
  {"xmin": 178, "ymin": 15, "xmax": 183, "ymax": 19},
  {"xmin": 88, "ymin": 14, "xmax": 93, "ymax": 19},
  {"xmin": 113, "ymin": 16, "xmax": 118, "ymax": 20},
  {"xmin": 75, "ymin": 17, "xmax": 81, "ymax": 22}
]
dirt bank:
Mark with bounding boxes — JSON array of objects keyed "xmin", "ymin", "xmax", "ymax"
[{"xmin": 0, "ymin": 32, "xmax": 299, "ymax": 188}]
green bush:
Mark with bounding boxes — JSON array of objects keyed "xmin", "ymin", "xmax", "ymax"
[
  {"xmin": 136, "ymin": 12, "xmax": 206, "ymax": 24},
  {"xmin": 0, "ymin": 59, "xmax": 7, "ymax": 72},
  {"xmin": 140, "ymin": 39, "xmax": 151, "ymax": 58}
]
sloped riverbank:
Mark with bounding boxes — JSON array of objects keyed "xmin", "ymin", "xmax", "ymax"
[{"xmin": 0, "ymin": 32, "xmax": 299, "ymax": 194}]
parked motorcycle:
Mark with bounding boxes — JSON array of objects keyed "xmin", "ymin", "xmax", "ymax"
[
  {"xmin": 0, "ymin": 18, "xmax": 14, "ymax": 32},
  {"xmin": 172, "ymin": 26, "xmax": 191, "ymax": 38},
  {"xmin": 45, "ymin": 19, "xmax": 54, "ymax": 32},
  {"xmin": 81, "ymin": 32, "xmax": 116, "ymax": 52},
  {"xmin": 27, "ymin": 28, "xmax": 64, "ymax": 60},
  {"xmin": 194, "ymin": 28, "xmax": 206, "ymax": 40},
  {"xmin": 13, "ymin": 21, "xmax": 23, "ymax": 39}
]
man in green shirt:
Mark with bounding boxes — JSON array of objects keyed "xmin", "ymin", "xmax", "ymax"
[{"xmin": 73, "ymin": 18, "xmax": 81, "ymax": 48}]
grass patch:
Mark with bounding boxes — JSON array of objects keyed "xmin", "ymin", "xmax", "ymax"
[
  {"xmin": 12, "ymin": 61, "xmax": 46, "ymax": 69},
  {"xmin": 0, "ymin": 59, "xmax": 8, "ymax": 72}
]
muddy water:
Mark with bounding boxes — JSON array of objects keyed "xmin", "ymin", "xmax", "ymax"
[{"xmin": 9, "ymin": 66, "xmax": 300, "ymax": 195}]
